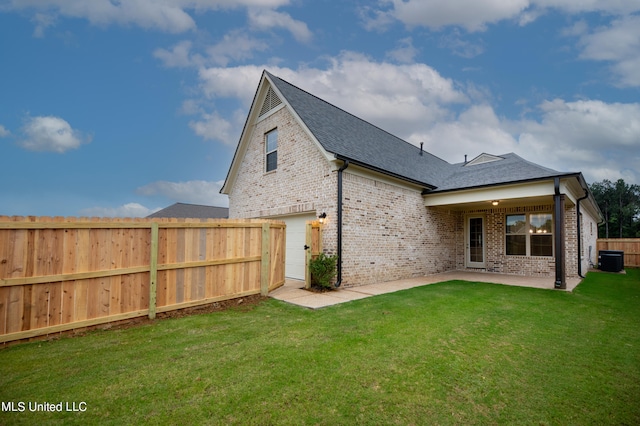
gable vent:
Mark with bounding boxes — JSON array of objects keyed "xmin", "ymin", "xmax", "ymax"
[
  {"xmin": 465, "ymin": 153, "xmax": 504, "ymax": 166},
  {"xmin": 259, "ymin": 86, "xmax": 283, "ymax": 117}
]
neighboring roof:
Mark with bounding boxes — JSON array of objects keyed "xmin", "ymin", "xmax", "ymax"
[{"xmin": 146, "ymin": 203, "xmax": 229, "ymax": 219}]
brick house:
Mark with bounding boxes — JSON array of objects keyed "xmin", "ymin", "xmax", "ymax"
[{"xmin": 221, "ymin": 71, "xmax": 602, "ymax": 289}]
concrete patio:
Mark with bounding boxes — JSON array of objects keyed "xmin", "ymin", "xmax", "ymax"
[{"xmin": 269, "ymin": 271, "xmax": 583, "ymax": 309}]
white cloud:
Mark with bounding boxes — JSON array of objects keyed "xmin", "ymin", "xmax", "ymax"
[
  {"xmin": 0, "ymin": 125, "xmax": 10, "ymax": 137},
  {"xmin": 205, "ymin": 30, "xmax": 270, "ymax": 66},
  {"xmin": 576, "ymin": 15, "xmax": 640, "ymax": 87},
  {"xmin": 407, "ymin": 98, "xmax": 640, "ymax": 185},
  {"xmin": 5, "ymin": 0, "xmax": 293, "ymax": 34},
  {"xmin": 247, "ymin": 8, "xmax": 312, "ymax": 42},
  {"xmin": 198, "ymin": 65, "xmax": 265, "ymax": 105},
  {"xmin": 413, "ymin": 104, "xmax": 518, "ymax": 164},
  {"xmin": 188, "ymin": 110, "xmax": 244, "ymax": 146},
  {"xmin": 365, "ymin": 0, "xmax": 640, "ymax": 32},
  {"xmin": 9, "ymin": 0, "xmax": 195, "ymax": 33},
  {"xmin": 79, "ymin": 202, "xmax": 160, "ymax": 218},
  {"xmin": 136, "ymin": 180, "xmax": 229, "ymax": 207},
  {"xmin": 514, "ymin": 99, "xmax": 640, "ymax": 183},
  {"xmin": 196, "ymin": 52, "xmax": 468, "ymax": 142},
  {"xmin": 193, "ymin": 54, "xmax": 638, "ymax": 185},
  {"xmin": 533, "ymin": 0, "xmax": 640, "ymax": 15},
  {"xmin": 438, "ymin": 29, "xmax": 485, "ymax": 58},
  {"xmin": 31, "ymin": 12, "xmax": 56, "ymax": 37},
  {"xmin": 374, "ymin": 0, "xmax": 530, "ymax": 32},
  {"xmin": 19, "ymin": 115, "xmax": 91, "ymax": 153},
  {"xmin": 153, "ymin": 40, "xmax": 203, "ymax": 68},
  {"xmin": 385, "ymin": 37, "xmax": 419, "ymax": 64},
  {"xmin": 154, "ymin": 32, "xmax": 269, "ymax": 68}
]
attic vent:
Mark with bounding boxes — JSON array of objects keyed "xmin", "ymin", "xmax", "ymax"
[
  {"xmin": 259, "ymin": 86, "xmax": 282, "ymax": 117},
  {"xmin": 465, "ymin": 153, "xmax": 504, "ymax": 166}
]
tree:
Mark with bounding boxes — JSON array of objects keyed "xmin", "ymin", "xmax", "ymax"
[{"xmin": 590, "ymin": 179, "xmax": 640, "ymax": 238}]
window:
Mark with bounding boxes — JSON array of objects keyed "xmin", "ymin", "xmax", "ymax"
[
  {"xmin": 506, "ymin": 213, "xmax": 553, "ymax": 256},
  {"xmin": 265, "ymin": 129, "xmax": 277, "ymax": 172}
]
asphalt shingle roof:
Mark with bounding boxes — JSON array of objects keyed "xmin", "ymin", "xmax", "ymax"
[
  {"xmin": 435, "ymin": 153, "xmax": 566, "ymax": 192},
  {"xmin": 266, "ymin": 71, "xmax": 451, "ymax": 187},
  {"xmin": 265, "ymin": 71, "xmax": 574, "ymax": 192}
]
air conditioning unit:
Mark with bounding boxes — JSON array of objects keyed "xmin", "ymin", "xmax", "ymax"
[{"xmin": 598, "ymin": 250, "xmax": 624, "ymax": 273}]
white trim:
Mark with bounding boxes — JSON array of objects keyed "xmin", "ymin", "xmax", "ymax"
[
  {"xmin": 424, "ymin": 180, "xmax": 555, "ymax": 207},
  {"xmin": 265, "ymin": 128, "xmax": 278, "ymax": 173},
  {"xmin": 221, "ymin": 74, "xmax": 334, "ymax": 195},
  {"xmin": 465, "ymin": 215, "xmax": 486, "ymax": 268},
  {"xmin": 273, "ymin": 212, "xmax": 317, "ymax": 280},
  {"xmin": 333, "ymin": 161, "xmax": 426, "ymax": 192},
  {"xmin": 256, "ymin": 103, "xmax": 285, "ymax": 122},
  {"xmin": 264, "ymin": 74, "xmax": 335, "ymax": 164},
  {"xmin": 465, "ymin": 153, "xmax": 504, "ymax": 166}
]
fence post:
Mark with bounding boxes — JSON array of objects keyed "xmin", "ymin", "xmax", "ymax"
[
  {"xmin": 149, "ymin": 222, "xmax": 159, "ymax": 319},
  {"xmin": 261, "ymin": 223, "xmax": 270, "ymax": 296},
  {"xmin": 305, "ymin": 222, "xmax": 312, "ymax": 289}
]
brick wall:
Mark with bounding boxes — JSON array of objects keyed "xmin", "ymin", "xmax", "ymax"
[
  {"xmin": 227, "ymin": 101, "xmax": 463, "ymax": 287},
  {"xmin": 339, "ymin": 173, "xmax": 459, "ymax": 286},
  {"xmin": 228, "ymin": 105, "xmax": 336, "ymax": 223},
  {"xmin": 227, "ymin": 95, "xmax": 585, "ymax": 286},
  {"xmin": 580, "ymin": 208, "xmax": 599, "ymax": 271},
  {"xmin": 459, "ymin": 204, "xmax": 581, "ymax": 278}
]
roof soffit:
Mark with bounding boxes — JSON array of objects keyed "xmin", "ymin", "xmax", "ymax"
[{"xmin": 423, "ymin": 180, "xmax": 556, "ymax": 208}]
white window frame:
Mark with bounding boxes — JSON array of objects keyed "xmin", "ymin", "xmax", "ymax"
[{"xmin": 265, "ymin": 129, "xmax": 277, "ymax": 173}]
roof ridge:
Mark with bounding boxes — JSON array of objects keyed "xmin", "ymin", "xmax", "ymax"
[
  {"xmin": 265, "ymin": 71, "xmax": 451, "ymax": 167},
  {"xmin": 503, "ymin": 152, "xmax": 564, "ymax": 174}
]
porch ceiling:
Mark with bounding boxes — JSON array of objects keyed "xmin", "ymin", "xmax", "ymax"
[
  {"xmin": 423, "ymin": 179, "xmax": 576, "ymax": 210},
  {"xmin": 427, "ymin": 195, "xmax": 555, "ymax": 211}
]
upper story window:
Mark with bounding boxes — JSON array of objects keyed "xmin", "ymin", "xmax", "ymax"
[
  {"xmin": 506, "ymin": 213, "xmax": 553, "ymax": 256},
  {"xmin": 265, "ymin": 129, "xmax": 278, "ymax": 172}
]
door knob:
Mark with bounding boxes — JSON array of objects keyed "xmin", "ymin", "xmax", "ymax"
[{"xmin": 304, "ymin": 245, "xmax": 310, "ymax": 250}]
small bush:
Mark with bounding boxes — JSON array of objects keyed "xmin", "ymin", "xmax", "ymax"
[{"xmin": 309, "ymin": 253, "xmax": 338, "ymax": 289}]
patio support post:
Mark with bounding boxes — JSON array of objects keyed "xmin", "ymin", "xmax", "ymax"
[{"xmin": 554, "ymin": 177, "xmax": 566, "ymax": 289}]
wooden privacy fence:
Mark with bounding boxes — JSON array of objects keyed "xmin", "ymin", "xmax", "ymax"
[
  {"xmin": 0, "ymin": 216, "xmax": 285, "ymax": 343},
  {"xmin": 596, "ymin": 239, "xmax": 640, "ymax": 267},
  {"xmin": 304, "ymin": 220, "xmax": 323, "ymax": 289}
]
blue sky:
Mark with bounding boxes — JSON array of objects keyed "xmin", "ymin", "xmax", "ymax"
[{"xmin": 1, "ymin": 0, "xmax": 638, "ymax": 217}]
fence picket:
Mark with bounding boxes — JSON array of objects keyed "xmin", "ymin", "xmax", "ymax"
[
  {"xmin": 0, "ymin": 217, "xmax": 285, "ymax": 344},
  {"xmin": 596, "ymin": 239, "xmax": 640, "ymax": 267}
]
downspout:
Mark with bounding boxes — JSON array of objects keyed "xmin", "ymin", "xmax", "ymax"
[
  {"xmin": 554, "ymin": 177, "xmax": 566, "ymax": 289},
  {"xmin": 576, "ymin": 189, "xmax": 590, "ymax": 278},
  {"xmin": 335, "ymin": 160, "xmax": 350, "ymax": 287}
]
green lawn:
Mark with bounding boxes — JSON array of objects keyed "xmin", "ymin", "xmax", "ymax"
[{"xmin": 1, "ymin": 270, "xmax": 639, "ymax": 425}]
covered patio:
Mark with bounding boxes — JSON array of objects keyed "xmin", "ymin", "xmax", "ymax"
[{"xmin": 270, "ymin": 271, "xmax": 583, "ymax": 309}]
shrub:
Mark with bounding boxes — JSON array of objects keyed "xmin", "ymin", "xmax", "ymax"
[{"xmin": 309, "ymin": 253, "xmax": 338, "ymax": 289}]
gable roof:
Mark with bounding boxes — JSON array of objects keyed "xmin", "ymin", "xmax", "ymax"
[
  {"xmin": 265, "ymin": 71, "xmax": 450, "ymax": 188},
  {"xmin": 146, "ymin": 203, "xmax": 229, "ymax": 219},
  {"xmin": 223, "ymin": 70, "xmax": 581, "ymax": 194}
]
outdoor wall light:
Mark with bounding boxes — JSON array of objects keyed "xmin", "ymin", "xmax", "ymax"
[
  {"xmin": 318, "ymin": 212, "xmax": 327, "ymax": 224},
  {"xmin": 492, "ymin": 200, "xmax": 499, "ymax": 206}
]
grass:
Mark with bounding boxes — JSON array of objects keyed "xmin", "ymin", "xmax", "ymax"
[{"xmin": 1, "ymin": 270, "xmax": 639, "ymax": 425}]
